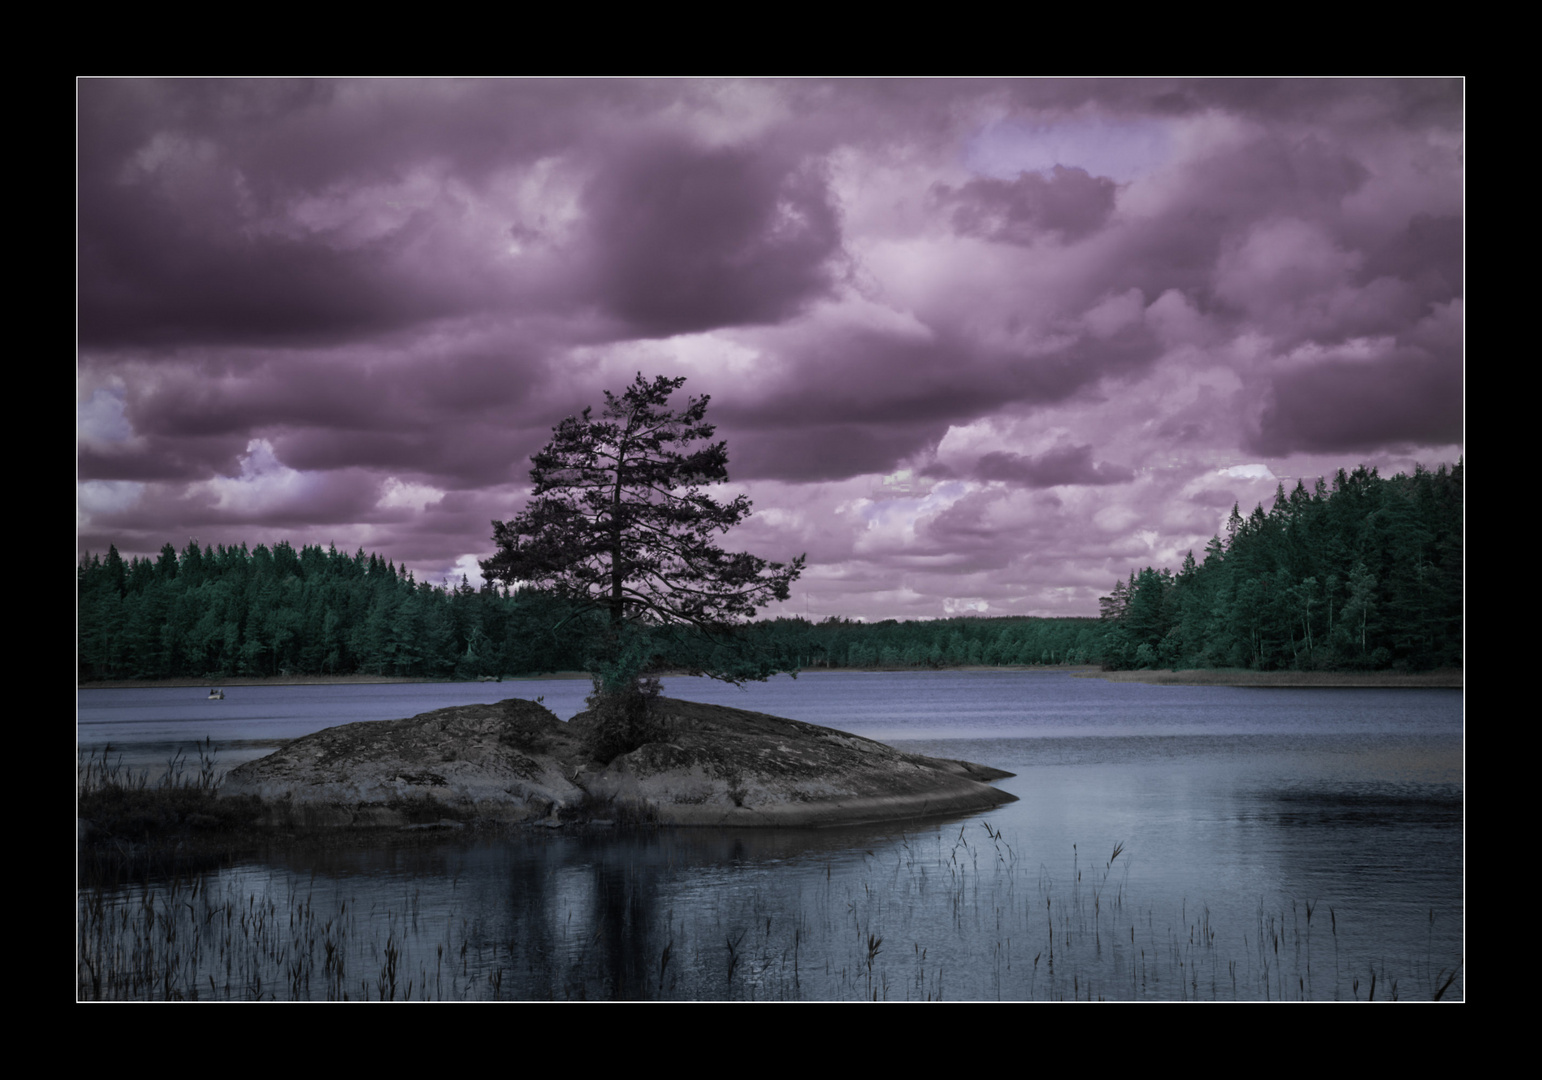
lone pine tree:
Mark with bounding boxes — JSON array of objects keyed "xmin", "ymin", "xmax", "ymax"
[{"xmin": 482, "ymin": 374, "xmax": 805, "ymax": 753}]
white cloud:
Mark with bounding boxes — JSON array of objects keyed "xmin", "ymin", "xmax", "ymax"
[
  {"xmin": 943, "ymin": 596, "xmax": 989, "ymax": 614},
  {"xmin": 1093, "ymin": 505, "xmax": 1139, "ymax": 532},
  {"xmin": 378, "ymin": 476, "xmax": 446, "ymax": 511},
  {"xmin": 78, "ymin": 387, "xmax": 135, "ymax": 444},
  {"xmin": 193, "ymin": 438, "xmax": 309, "ymax": 511},
  {"xmin": 857, "ymin": 482, "xmax": 970, "ymax": 550},
  {"xmin": 1220, "ymin": 463, "xmax": 1275, "ymax": 480},
  {"xmin": 875, "ymin": 468, "xmax": 929, "ymax": 496},
  {"xmin": 452, "ymin": 554, "xmax": 485, "ymax": 588},
  {"xmin": 78, "ymin": 480, "xmax": 145, "ymax": 526}
]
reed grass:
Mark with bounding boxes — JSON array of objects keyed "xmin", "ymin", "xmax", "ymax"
[
  {"xmin": 77, "ymin": 738, "xmax": 282, "ymax": 884},
  {"xmin": 77, "ymin": 817, "xmax": 1462, "ymax": 1001}
]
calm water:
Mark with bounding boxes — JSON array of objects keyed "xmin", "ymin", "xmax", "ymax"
[{"xmin": 77, "ymin": 672, "xmax": 1464, "ymax": 1000}]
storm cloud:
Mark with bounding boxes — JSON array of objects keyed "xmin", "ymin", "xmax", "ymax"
[
  {"xmin": 581, "ymin": 138, "xmax": 844, "ymax": 336},
  {"xmin": 972, "ymin": 445, "xmax": 1136, "ymax": 487},
  {"xmin": 933, "ymin": 166, "xmax": 1119, "ymax": 245},
  {"xmin": 78, "ymin": 78, "xmax": 1463, "ymax": 619}
]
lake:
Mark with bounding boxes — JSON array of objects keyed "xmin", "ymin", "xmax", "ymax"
[{"xmin": 77, "ymin": 671, "xmax": 1464, "ymax": 1000}]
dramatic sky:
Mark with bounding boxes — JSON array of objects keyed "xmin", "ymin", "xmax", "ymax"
[{"xmin": 78, "ymin": 78, "xmax": 1463, "ymax": 621}]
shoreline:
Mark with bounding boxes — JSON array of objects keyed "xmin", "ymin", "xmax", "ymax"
[
  {"xmin": 1078, "ymin": 667, "xmax": 1462, "ymax": 689},
  {"xmin": 76, "ymin": 672, "xmax": 597, "ymax": 690},
  {"xmin": 78, "ymin": 664, "xmax": 1462, "ymax": 691},
  {"xmin": 76, "ymin": 667, "xmax": 1088, "ymax": 690}
]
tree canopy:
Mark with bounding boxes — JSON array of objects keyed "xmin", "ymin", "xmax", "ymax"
[
  {"xmin": 1094, "ymin": 461, "xmax": 1463, "ymax": 672},
  {"xmin": 75, "ymin": 539, "xmax": 585, "ymax": 683},
  {"xmin": 481, "ymin": 373, "xmax": 805, "ymax": 685}
]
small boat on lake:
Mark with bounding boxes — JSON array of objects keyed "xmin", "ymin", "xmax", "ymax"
[{"xmin": 208, "ymin": 688, "xmax": 225, "ymax": 700}]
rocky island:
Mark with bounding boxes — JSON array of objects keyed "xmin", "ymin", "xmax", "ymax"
[{"xmin": 220, "ymin": 697, "xmax": 1017, "ymax": 829}]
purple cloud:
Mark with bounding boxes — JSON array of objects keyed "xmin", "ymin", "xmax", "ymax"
[
  {"xmin": 1248, "ymin": 345, "xmax": 1463, "ymax": 455},
  {"xmin": 77, "ymin": 78, "xmax": 1463, "ymax": 620},
  {"xmin": 933, "ymin": 166, "xmax": 1119, "ymax": 244},
  {"xmin": 580, "ymin": 139, "xmax": 843, "ymax": 336},
  {"xmin": 972, "ymin": 445, "xmax": 1136, "ymax": 487}
]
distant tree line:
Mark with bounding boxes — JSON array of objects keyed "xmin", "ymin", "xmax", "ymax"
[
  {"xmin": 1096, "ymin": 462, "xmax": 1463, "ymax": 672},
  {"xmin": 76, "ymin": 461, "xmax": 1461, "ymax": 682},
  {"xmin": 74, "ymin": 539, "xmax": 1101, "ymax": 682},
  {"xmin": 736, "ymin": 615, "xmax": 1102, "ymax": 671},
  {"xmin": 75, "ymin": 540, "xmax": 590, "ymax": 682}
]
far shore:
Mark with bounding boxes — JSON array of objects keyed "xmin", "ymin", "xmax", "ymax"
[
  {"xmin": 78, "ymin": 664, "xmax": 1461, "ymax": 691},
  {"xmin": 1078, "ymin": 667, "xmax": 1463, "ymax": 689},
  {"xmin": 76, "ymin": 672, "xmax": 598, "ymax": 690}
]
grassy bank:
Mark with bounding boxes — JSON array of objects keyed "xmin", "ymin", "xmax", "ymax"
[{"xmin": 76, "ymin": 742, "xmax": 502, "ymax": 881}]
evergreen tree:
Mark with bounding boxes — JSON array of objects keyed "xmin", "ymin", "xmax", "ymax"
[{"xmin": 482, "ymin": 373, "xmax": 805, "ymax": 693}]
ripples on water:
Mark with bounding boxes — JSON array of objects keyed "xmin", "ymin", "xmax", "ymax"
[{"xmin": 77, "ymin": 672, "xmax": 1463, "ymax": 1000}]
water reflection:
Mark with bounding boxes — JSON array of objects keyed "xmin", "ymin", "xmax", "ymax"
[
  {"xmin": 78, "ymin": 675, "xmax": 1462, "ymax": 1000},
  {"xmin": 80, "ymin": 803, "xmax": 1464, "ymax": 1001}
]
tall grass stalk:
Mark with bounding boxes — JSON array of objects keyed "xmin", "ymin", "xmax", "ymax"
[{"xmin": 79, "ymin": 822, "xmax": 1460, "ymax": 1001}]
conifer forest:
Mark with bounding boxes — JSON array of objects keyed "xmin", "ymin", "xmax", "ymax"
[{"xmin": 77, "ymin": 461, "xmax": 1461, "ymax": 682}]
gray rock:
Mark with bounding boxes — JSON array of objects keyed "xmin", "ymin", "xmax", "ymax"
[{"xmin": 220, "ymin": 696, "xmax": 1016, "ymax": 828}]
